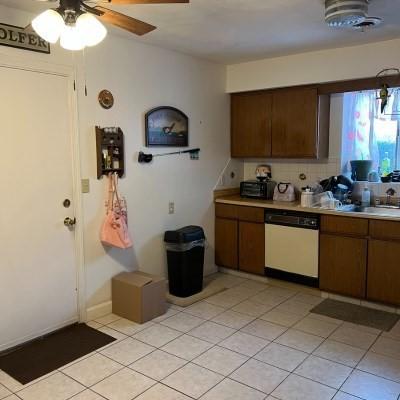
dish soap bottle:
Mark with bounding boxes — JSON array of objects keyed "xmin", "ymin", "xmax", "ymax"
[
  {"xmin": 381, "ymin": 152, "xmax": 391, "ymax": 177},
  {"xmin": 361, "ymin": 187, "xmax": 371, "ymax": 207}
]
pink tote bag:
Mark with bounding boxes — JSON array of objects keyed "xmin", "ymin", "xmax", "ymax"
[{"xmin": 100, "ymin": 174, "xmax": 133, "ymax": 249}]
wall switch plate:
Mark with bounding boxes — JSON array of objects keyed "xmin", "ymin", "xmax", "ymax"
[
  {"xmin": 169, "ymin": 202, "xmax": 175, "ymax": 214},
  {"xmin": 81, "ymin": 179, "xmax": 90, "ymax": 194}
]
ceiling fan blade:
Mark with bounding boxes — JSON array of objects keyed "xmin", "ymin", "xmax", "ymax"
[
  {"xmin": 103, "ymin": 0, "xmax": 189, "ymax": 4},
  {"xmin": 95, "ymin": 6, "xmax": 156, "ymax": 35}
]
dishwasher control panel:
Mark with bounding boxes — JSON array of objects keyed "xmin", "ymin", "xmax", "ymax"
[{"xmin": 265, "ymin": 209, "xmax": 320, "ymax": 230}]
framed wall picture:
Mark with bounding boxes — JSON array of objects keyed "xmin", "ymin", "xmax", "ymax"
[{"xmin": 145, "ymin": 106, "xmax": 188, "ymax": 147}]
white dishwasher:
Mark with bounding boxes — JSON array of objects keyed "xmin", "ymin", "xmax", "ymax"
[{"xmin": 264, "ymin": 209, "xmax": 319, "ymax": 287}]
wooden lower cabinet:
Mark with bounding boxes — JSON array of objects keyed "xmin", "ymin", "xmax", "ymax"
[
  {"xmin": 321, "ymin": 215, "xmax": 369, "ymax": 236},
  {"xmin": 215, "ymin": 217, "xmax": 238, "ymax": 269},
  {"xmin": 215, "ymin": 205, "xmax": 265, "ymax": 274},
  {"xmin": 239, "ymin": 222, "xmax": 265, "ymax": 275},
  {"xmin": 214, "ymin": 206, "xmax": 400, "ymax": 307},
  {"xmin": 319, "ymin": 234, "xmax": 367, "ymax": 298},
  {"xmin": 367, "ymin": 239, "xmax": 400, "ymax": 306}
]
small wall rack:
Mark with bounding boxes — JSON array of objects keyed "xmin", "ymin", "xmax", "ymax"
[{"xmin": 96, "ymin": 126, "xmax": 125, "ymax": 179}]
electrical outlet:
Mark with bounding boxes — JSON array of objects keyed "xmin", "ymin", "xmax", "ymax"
[{"xmin": 169, "ymin": 202, "xmax": 175, "ymax": 214}]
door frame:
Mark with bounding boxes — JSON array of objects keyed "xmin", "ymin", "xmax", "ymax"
[{"xmin": 0, "ymin": 52, "xmax": 86, "ymax": 322}]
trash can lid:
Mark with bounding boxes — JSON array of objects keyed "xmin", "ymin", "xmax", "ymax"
[{"xmin": 164, "ymin": 225, "xmax": 205, "ymax": 244}]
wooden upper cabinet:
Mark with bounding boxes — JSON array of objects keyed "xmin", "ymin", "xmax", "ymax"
[
  {"xmin": 230, "ymin": 87, "xmax": 330, "ymax": 159},
  {"xmin": 271, "ymin": 87, "xmax": 329, "ymax": 159},
  {"xmin": 231, "ymin": 92, "xmax": 272, "ymax": 158}
]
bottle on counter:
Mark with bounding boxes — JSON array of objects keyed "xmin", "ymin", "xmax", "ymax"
[
  {"xmin": 381, "ymin": 152, "xmax": 391, "ymax": 177},
  {"xmin": 361, "ymin": 187, "xmax": 371, "ymax": 207}
]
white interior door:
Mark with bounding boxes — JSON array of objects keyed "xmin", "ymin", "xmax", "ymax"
[{"xmin": 0, "ymin": 63, "xmax": 79, "ymax": 351}]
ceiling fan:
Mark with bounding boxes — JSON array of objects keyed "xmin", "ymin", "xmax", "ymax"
[{"xmin": 31, "ymin": 0, "xmax": 189, "ymax": 51}]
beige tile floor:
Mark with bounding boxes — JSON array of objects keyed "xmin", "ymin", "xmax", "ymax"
[{"xmin": 2, "ymin": 274, "xmax": 400, "ymax": 400}]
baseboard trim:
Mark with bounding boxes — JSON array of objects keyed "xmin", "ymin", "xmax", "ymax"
[{"xmin": 86, "ymin": 301, "xmax": 112, "ymax": 321}]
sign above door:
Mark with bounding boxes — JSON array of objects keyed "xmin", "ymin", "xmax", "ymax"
[{"xmin": 0, "ymin": 23, "xmax": 50, "ymax": 54}]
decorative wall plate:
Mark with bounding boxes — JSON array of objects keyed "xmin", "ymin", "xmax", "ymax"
[{"xmin": 98, "ymin": 90, "xmax": 114, "ymax": 109}]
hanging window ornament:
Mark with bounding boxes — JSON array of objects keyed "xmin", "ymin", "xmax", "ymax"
[{"xmin": 375, "ymin": 68, "xmax": 400, "ymax": 116}]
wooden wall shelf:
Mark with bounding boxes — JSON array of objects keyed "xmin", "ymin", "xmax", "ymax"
[{"xmin": 95, "ymin": 126, "xmax": 125, "ymax": 179}]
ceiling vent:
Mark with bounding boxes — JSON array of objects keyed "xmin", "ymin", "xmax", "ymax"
[
  {"xmin": 325, "ymin": 0, "xmax": 369, "ymax": 27},
  {"xmin": 352, "ymin": 16, "xmax": 382, "ymax": 30}
]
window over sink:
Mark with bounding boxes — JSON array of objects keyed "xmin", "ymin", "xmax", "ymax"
[{"xmin": 341, "ymin": 88, "xmax": 400, "ymax": 175}]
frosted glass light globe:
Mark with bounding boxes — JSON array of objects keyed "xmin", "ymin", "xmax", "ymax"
[
  {"xmin": 76, "ymin": 13, "xmax": 107, "ymax": 47},
  {"xmin": 32, "ymin": 9, "xmax": 64, "ymax": 44},
  {"xmin": 60, "ymin": 25, "xmax": 86, "ymax": 51}
]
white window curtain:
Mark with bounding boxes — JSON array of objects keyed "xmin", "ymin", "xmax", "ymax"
[{"xmin": 341, "ymin": 88, "xmax": 400, "ymax": 175}]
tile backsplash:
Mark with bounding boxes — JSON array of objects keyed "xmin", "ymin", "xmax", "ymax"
[
  {"xmin": 244, "ymin": 161, "xmax": 400, "ymax": 203},
  {"xmin": 353, "ymin": 181, "xmax": 400, "ymax": 203},
  {"xmin": 214, "ymin": 158, "xmax": 244, "ymax": 190},
  {"xmin": 244, "ymin": 158, "xmax": 341, "ymax": 191}
]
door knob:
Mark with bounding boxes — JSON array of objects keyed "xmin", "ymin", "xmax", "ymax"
[{"xmin": 64, "ymin": 217, "xmax": 76, "ymax": 228}]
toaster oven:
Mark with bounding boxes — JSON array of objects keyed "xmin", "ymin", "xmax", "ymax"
[{"xmin": 240, "ymin": 180, "xmax": 276, "ymax": 200}]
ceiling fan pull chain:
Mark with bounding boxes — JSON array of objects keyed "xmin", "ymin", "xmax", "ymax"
[{"xmin": 83, "ymin": 47, "xmax": 88, "ymax": 97}]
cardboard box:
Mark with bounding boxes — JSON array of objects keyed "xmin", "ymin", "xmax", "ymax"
[{"xmin": 112, "ymin": 271, "xmax": 167, "ymax": 324}]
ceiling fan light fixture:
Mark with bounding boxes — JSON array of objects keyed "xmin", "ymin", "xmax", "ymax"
[
  {"xmin": 76, "ymin": 13, "xmax": 107, "ymax": 47},
  {"xmin": 60, "ymin": 24, "xmax": 86, "ymax": 51},
  {"xmin": 32, "ymin": 9, "xmax": 64, "ymax": 43}
]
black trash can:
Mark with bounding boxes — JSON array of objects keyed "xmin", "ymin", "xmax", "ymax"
[{"xmin": 164, "ymin": 226, "xmax": 206, "ymax": 298}]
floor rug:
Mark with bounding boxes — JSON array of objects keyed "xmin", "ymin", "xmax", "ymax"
[
  {"xmin": 0, "ymin": 323, "xmax": 115, "ymax": 384},
  {"xmin": 311, "ymin": 299, "xmax": 399, "ymax": 331}
]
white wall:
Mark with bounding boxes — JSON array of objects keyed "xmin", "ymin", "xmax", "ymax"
[
  {"xmin": 0, "ymin": 5, "xmax": 230, "ymax": 312},
  {"xmin": 81, "ymin": 39, "xmax": 229, "ymax": 309},
  {"xmin": 227, "ymin": 38, "xmax": 400, "ymax": 93}
]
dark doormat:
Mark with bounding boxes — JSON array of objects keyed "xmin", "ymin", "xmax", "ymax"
[
  {"xmin": 0, "ymin": 323, "xmax": 115, "ymax": 384},
  {"xmin": 311, "ymin": 299, "xmax": 400, "ymax": 331}
]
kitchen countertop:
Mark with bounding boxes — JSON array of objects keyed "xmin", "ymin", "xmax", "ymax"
[{"xmin": 215, "ymin": 195, "xmax": 400, "ymax": 221}]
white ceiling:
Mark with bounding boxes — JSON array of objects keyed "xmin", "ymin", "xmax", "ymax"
[{"xmin": 1, "ymin": 0, "xmax": 400, "ymax": 64}]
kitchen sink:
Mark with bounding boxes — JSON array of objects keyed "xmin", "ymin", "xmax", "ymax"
[{"xmin": 337, "ymin": 204, "xmax": 400, "ymax": 217}]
